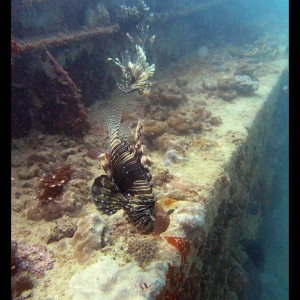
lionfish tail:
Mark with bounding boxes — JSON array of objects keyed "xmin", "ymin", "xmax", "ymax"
[
  {"xmin": 92, "ymin": 175, "xmax": 124, "ymax": 215},
  {"xmin": 103, "ymin": 104, "xmax": 123, "ymax": 138}
]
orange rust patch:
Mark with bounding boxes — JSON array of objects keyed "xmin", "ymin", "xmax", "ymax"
[
  {"xmin": 157, "ymin": 264, "xmax": 185, "ymax": 300},
  {"xmin": 159, "ymin": 197, "xmax": 178, "ymax": 207},
  {"xmin": 165, "ymin": 236, "xmax": 190, "ymax": 264}
]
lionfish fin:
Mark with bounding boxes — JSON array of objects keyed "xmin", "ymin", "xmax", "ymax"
[
  {"xmin": 92, "ymin": 175, "xmax": 124, "ymax": 215},
  {"xmin": 133, "ymin": 119, "xmax": 153, "ymax": 171},
  {"xmin": 119, "ymin": 121, "xmax": 133, "ymax": 141},
  {"xmin": 103, "ymin": 104, "xmax": 122, "ymax": 138},
  {"xmin": 134, "ymin": 119, "xmax": 143, "ymax": 155},
  {"xmin": 98, "ymin": 153, "xmax": 113, "ymax": 179}
]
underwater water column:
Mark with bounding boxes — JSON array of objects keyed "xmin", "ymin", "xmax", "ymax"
[{"xmin": 255, "ymin": 71, "xmax": 289, "ymax": 300}]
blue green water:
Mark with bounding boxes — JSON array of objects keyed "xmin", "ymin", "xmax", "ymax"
[{"xmin": 257, "ymin": 73, "xmax": 289, "ymax": 300}]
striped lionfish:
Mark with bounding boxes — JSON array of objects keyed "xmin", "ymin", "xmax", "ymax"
[
  {"xmin": 92, "ymin": 106, "xmax": 169, "ymax": 234},
  {"xmin": 108, "ymin": 45, "xmax": 155, "ymax": 96}
]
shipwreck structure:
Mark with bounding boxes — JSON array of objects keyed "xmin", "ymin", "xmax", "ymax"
[{"xmin": 11, "ymin": 0, "xmax": 223, "ymax": 138}]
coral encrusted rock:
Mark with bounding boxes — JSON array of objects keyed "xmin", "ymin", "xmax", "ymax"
[
  {"xmin": 69, "ymin": 257, "xmax": 168, "ymax": 300},
  {"xmin": 234, "ymin": 75, "xmax": 259, "ymax": 95},
  {"xmin": 47, "ymin": 215, "xmax": 77, "ymax": 244},
  {"xmin": 150, "ymin": 84, "xmax": 187, "ymax": 107},
  {"xmin": 143, "ymin": 119, "xmax": 167, "ymax": 138},
  {"xmin": 126, "ymin": 238, "xmax": 159, "ymax": 266},
  {"xmin": 70, "ymin": 213, "xmax": 112, "ymax": 264}
]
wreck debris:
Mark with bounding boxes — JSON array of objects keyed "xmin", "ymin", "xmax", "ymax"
[
  {"xmin": 44, "ymin": 50, "xmax": 80, "ymax": 97},
  {"xmin": 16, "ymin": 24, "xmax": 120, "ymax": 53},
  {"xmin": 32, "ymin": 49, "xmax": 91, "ymax": 135}
]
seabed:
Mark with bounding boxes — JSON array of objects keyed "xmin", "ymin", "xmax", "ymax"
[{"xmin": 11, "ymin": 47, "xmax": 288, "ymax": 299}]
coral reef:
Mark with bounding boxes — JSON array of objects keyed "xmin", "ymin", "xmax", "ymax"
[
  {"xmin": 70, "ymin": 213, "xmax": 112, "ymax": 264},
  {"xmin": 208, "ymin": 116, "xmax": 222, "ymax": 126},
  {"xmin": 152, "ymin": 204, "xmax": 171, "ymax": 235},
  {"xmin": 26, "ymin": 164, "xmax": 89, "ymax": 221},
  {"xmin": 11, "ymin": 240, "xmax": 18, "ymax": 275},
  {"xmin": 163, "ymin": 149, "xmax": 185, "ymax": 167},
  {"xmin": 202, "ymin": 79, "xmax": 218, "ymax": 92},
  {"xmin": 217, "ymin": 77, "xmax": 238, "ymax": 101},
  {"xmin": 152, "ymin": 167, "xmax": 172, "ymax": 187},
  {"xmin": 47, "ymin": 215, "xmax": 77, "ymax": 244},
  {"xmin": 175, "ymin": 78, "xmax": 189, "ymax": 88},
  {"xmin": 167, "ymin": 109, "xmax": 201, "ymax": 134},
  {"xmin": 11, "ymin": 271, "xmax": 35, "ymax": 300},
  {"xmin": 235, "ymin": 40, "xmax": 279, "ymax": 60},
  {"xmin": 156, "ymin": 134, "xmax": 179, "ymax": 152},
  {"xmin": 149, "ymin": 84, "xmax": 188, "ymax": 107},
  {"xmin": 27, "ymin": 195, "xmax": 79, "ymax": 222},
  {"xmin": 143, "ymin": 119, "xmax": 167, "ymax": 138},
  {"xmin": 234, "ymin": 63, "xmax": 258, "ymax": 80},
  {"xmin": 16, "ymin": 243, "xmax": 54, "ymax": 278},
  {"xmin": 234, "ymin": 75, "xmax": 259, "ymax": 95},
  {"xmin": 126, "ymin": 237, "xmax": 159, "ymax": 266},
  {"xmin": 69, "ymin": 257, "xmax": 168, "ymax": 300},
  {"xmin": 35, "ymin": 163, "xmax": 75, "ymax": 205},
  {"xmin": 172, "ymin": 202, "xmax": 206, "ymax": 233}
]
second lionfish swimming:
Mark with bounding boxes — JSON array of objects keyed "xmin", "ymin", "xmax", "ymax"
[{"xmin": 91, "ymin": 106, "xmax": 169, "ymax": 234}]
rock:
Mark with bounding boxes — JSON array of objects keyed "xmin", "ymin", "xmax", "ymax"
[
  {"xmin": 192, "ymin": 107, "xmax": 211, "ymax": 122},
  {"xmin": 175, "ymin": 78, "xmax": 189, "ymax": 88},
  {"xmin": 150, "ymin": 85, "xmax": 187, "ymax": 107},
  {"xmin": 69, "ymin": 257, "xmax": 168, "ymax": 300},
  {"xmin": 234, "ymin": 75, "xmax": 259, "ymax": 95},
  {"xmin": 157, "ymin": 134, "xmax": 178, "ymax": 151},
  {"xmin": 167, "ymin": 114, "xmax": 190, "ymax": 134},
  {"xmin": 27, "ymin": 196, "xmax": 79, "ymax": 222},
  {"xmin": 70, "ymin": 214, "xmax": 112, "ymax": 264},
  {"xmin": 208, "ymin": 116, "xmax": 222, "ymax": 126},
  {"xmin": 11, "ymin": 271, "xmax": 34, "ymax": 299},
  {"xmin": 126, "ymin": 237, "xmax": 159, "ymax": 266},
  {"xmin": 217, "ymin": 77, "xmax": 238, "ymax": 101},
  {"xmin": 18, "ymin": 167, "xmax": 41, "ymax": 180},
  {"xmin": 163, "ymin": 149, "xmax": 184, "ymax": 167},
  {"xmin": 143, "ymin": 120, "xmax": 167, "ymax": 138},
  {"xmin": 11, "ymin": 240, "xmax": 18, "ymax": 274},
  {"xmin": 47, "ymin": 215, "xmax": 77, "ymax": 244},
  {"xmin": 171, "ymin": 202, "xmax": 206, "ymax": 235},
  {"xmin": 202, "ymin": 79, "xmax": 218, "ymax": 91}
]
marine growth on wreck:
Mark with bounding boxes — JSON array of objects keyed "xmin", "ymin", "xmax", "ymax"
[{"xmin": 11, "ymin": 0, "xmax": 288, "ymax": 299}]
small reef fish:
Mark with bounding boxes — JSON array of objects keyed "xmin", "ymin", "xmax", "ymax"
[{"xmin": 92, "ymin": 106, "xmax": 168, "ymax": 234}]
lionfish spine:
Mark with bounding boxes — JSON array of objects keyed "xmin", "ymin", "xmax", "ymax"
[{"xmin": 134, "ymin": 119, "xmax": 143, "ymax": 155}]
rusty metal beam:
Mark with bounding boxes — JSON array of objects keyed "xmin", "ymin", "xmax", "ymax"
[{"xmin": 16, "ymin": 24, "xmax": 120, "ymax": 53}]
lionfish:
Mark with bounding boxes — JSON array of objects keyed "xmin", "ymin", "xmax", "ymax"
[
  {"xmin": 92, "ymin": 106, "xmax": 169, "ymax": 234},
  {"xmin": 108, "ymin": 45, "xmax": 155, "ymax": 96}
]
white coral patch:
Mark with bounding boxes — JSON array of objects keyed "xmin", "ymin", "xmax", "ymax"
[{"xmin": 69, "ymin": 257, "xmax": 168, "ymax": 300}]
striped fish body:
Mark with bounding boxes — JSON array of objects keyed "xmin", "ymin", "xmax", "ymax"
[{"xmin": 92, "ymin": 115, "xmax": 157, "ymax": 233}]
